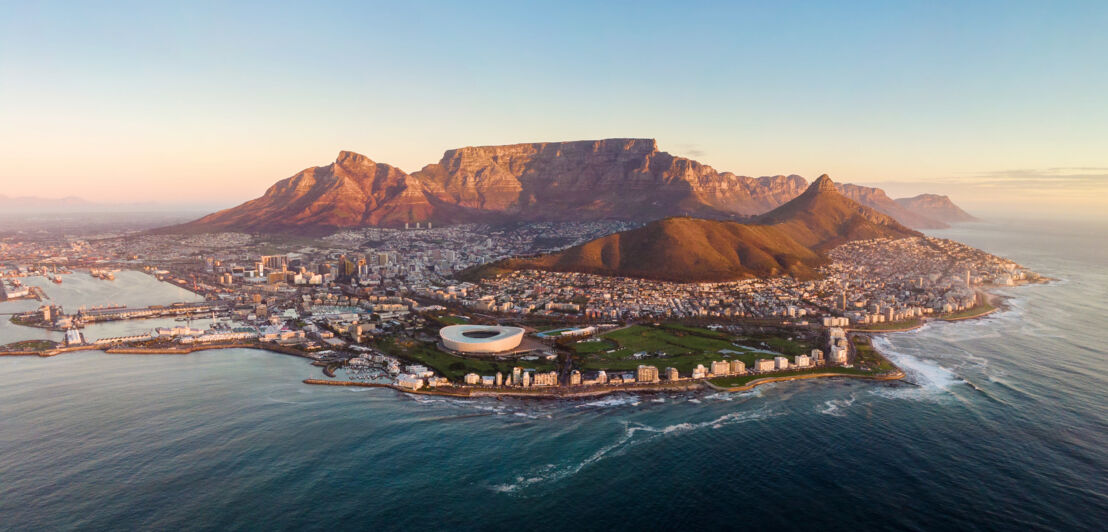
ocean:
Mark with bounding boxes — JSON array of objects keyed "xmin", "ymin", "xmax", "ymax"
[{"xmin": 0, "ymin": 220, "xmax": 1105, "ymax": 531}]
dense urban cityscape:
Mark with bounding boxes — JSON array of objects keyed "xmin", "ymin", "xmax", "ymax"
[{"xmin": 0, "ymin": 220, "xmax": 1042, "ymax": 397}]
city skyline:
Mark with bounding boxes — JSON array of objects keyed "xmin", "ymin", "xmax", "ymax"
[{"xmin": 2, "ymin": 1, "xmax": 1107, "ymax": 219}]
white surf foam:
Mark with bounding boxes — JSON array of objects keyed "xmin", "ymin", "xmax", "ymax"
[
  {"xmin": 819, "ymin": 394, "xmax": 856, "ymax": 417},
  {"xmin": 869, "ymin": 336, "xmax": 961, "ymax": 401},
  {"xmin": 490, "ymin": 408, "xmax": 775, "ymax": 494},
  {"xmin": 575, "ymin": 395, "xmax": 640, "ymax": 409}
]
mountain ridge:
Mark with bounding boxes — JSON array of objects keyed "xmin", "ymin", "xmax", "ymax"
[
  {"xmin": 168, "ymin": 139, "xmax": 973, "ymax": 233},
  {"xmin": 895, "ymin": 194, "xmax": 979, "ymax": 224},
  {"xmin": 462, "ymin": 175, "xmax": 921, "ymax": 283}
]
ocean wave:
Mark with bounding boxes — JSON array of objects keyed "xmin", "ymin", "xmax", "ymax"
[
  {"xmin": 869, "ymin": 336, "xmax": 960, "ymax": 401},
  {"xmin": 574, "ymin": 395, "xmax": 641, "ymax": 409},
  {"xmin": 490, "ymin": 408, "xmax": 775, "ymax": 494},
  {"xmin": 819, "ymin": 394, "xmax": 856, "ymax": 417}
]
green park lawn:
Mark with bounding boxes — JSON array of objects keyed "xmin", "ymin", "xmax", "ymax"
[
  {"xmin": 571, "ymin": 323, "xmax": 813, "ymax": 374},
  {"xmin": 851, "ymin": 336, "xmax": 897, "ymax": 372},
  {"xmin": 709, "ymin": 365, "xmax": 872, "ymax": 388}
]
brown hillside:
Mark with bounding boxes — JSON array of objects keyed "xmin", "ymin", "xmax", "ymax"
[{"xmin": 467, "ymin": 175, "xmax": 920, "ymax": 282}]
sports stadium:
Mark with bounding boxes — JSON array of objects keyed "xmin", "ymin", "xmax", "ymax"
[{"xmin": 439, "ymin": 325, "xmax": 525, "ymax": 354}]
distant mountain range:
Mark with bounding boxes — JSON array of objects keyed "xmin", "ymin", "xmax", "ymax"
[
  {"xmin": 0, "ymin": 194, "xmax": 93, "ymax": 211},
  {"xmin": 0, "ymin": 194, "xmax": 217, "ymax": 214},
  {"xmin": 894, "ymin": 194, "xmax": 978, "ymax": 223},
  {"xmin": 462, "ymin": 175, "xmax": 921, "ymax": 283},
  {"xmin": 167, "ymin": 139, "xmax": 975, "ymax": 233}
]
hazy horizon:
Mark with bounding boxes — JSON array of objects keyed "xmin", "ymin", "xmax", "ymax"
[{"xmin": 2, "ymin": 1, "xmax": 1106, "ymax": 219}]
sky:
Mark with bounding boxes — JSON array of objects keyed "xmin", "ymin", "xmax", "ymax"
[{"xmin": 1, "ymin": 1, "xmax": 1106, "ymax": 219}]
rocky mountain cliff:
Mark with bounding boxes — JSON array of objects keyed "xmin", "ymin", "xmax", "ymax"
[
  {"xmin": 180, "ymin": 151, "xmax": 464, "ymax": 233},
  {"xmin": 170, "ymin": 139, "xmax": 972, "ymax": 233},
  {"xmin": 412, "ymin": 138, "xmax": 810, "ymax": 220},
  {"xmin": 836, "ymin": 183, "xmax": 949, "ymax": 229},
  {"xmin": 895, "ymin": 194, "xmax": 979, "ymax": 224},
  {"xmin": 464, "ymin": 175, "xmax": 920, "ymax": 283}
]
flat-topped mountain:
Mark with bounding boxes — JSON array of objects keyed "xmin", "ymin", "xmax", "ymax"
[
  {"xmin": 168, "ymin": 139, "xmax": 972, "ymax": 233},
  {"xmin": 411, "ymin": 139, "xmax": 810, "ymax": 220},
  {"xmin": 463, "ymin": 175, "xmax": 920, "ymax": 283}
]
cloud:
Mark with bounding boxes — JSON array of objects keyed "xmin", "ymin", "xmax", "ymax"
[
  {"xmin": 676, "ymin": 144, "xmax": 706, "ymax": 159},
  {"xmin": 965, "ymin": 167, "xmax": 1108, "ymax": 190},
  {"xmin": 870, "ymin": 168, "xmax": 1108, "ymax": 193}
]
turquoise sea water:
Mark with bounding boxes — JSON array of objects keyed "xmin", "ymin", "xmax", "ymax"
[{"xmin": 0, "ymin": 221, "xmax": 1105, "ymax": 530}]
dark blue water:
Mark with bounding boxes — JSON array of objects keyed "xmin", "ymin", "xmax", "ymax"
[{"xmin": 1, "ymin": 221, "xmax": 1105, "ymax": 531}]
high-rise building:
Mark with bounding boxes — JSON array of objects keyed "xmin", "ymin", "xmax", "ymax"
[
  {"xmin": 710, "ymin": 360, "xmax": 731, "ymax": 377},
  {"xmin": 532, "ymin": 371, "xmax": 558, "ymax": 386},
  {"xmin": 340, "ymin": 257, "xmax": 356, "ymax": 277},
  {"xmin": 774, "ymin": 356, "xmax": 790, "ymax": 370},
  {"xmin": 665, "ymin": 367, "xmax": 680, "ymax": 381},
  {"xmin": 636, "ymin": 365, "xmax": 659, "ymax": 383},
  {"xmin": 569, "ymin": 370, "xmax": 582, "ymax": 386},
  {"xmin": 261, "ymin": 255, "xmax": 288, "ymax": 272},
  {"xmin": 729, "ymin": 360, "xmax": 746, "ymax": 375}
]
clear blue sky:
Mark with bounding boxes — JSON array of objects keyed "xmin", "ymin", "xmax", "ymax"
[{"xmin": 1, "ymin": 1, "xmax": 1106, "ymax": 218}]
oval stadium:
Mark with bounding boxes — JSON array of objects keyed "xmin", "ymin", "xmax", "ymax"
[{"xmin": 439, "ymin": 325, "xmax": 525, "ymax": 354}]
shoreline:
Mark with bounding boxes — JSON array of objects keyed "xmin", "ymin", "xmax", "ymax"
[
  {"xmin": 848, "ymin": 285, "xmax": 1021, "ymax": 334},
  {"xmin": 301, "ymin": 368, "xmax": 906, "ymax": 400},
  {"xmin": 704, "ymin": 369, "xmax": 906, "ymax": 393},
  {"xmin": 302, "ymin": 378, "xmax": 708, "ymax": 399},
  {"xmin": 0, "ymin": 342, "xmax": 316, "ymax": 359},
  {"xmin": 1, "ymin": 281, "xmax": 1040, "ymax": 401}
]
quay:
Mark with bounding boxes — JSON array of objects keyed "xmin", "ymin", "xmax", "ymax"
[{"xmin": 77, "ymin": 302, "xmax": 225, "ymax": 323}]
